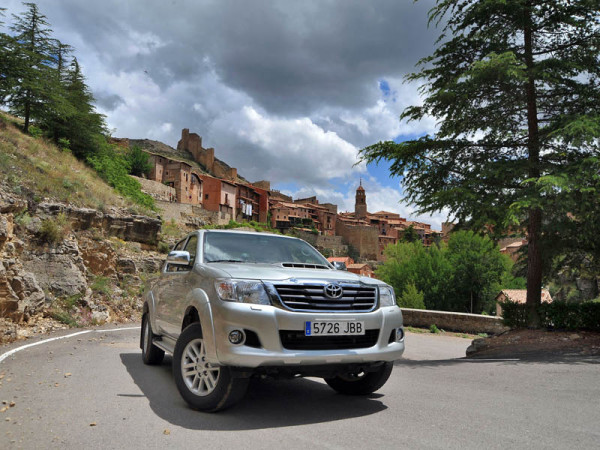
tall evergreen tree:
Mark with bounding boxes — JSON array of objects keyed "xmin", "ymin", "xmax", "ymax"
[
  {"xmin": 361, "ymin": 0, "xmax": 600, "ymax": 326},
  {"xmin": 0, "ymin": 7, "xmax": 18, "ymax": 103},
  {"xmin": 57, "ymin": 58, "xmax": 106, "ymax": 157},
  {"xmin": 9, "ymin": 2, "xmax": 58, "ymax": 132}
]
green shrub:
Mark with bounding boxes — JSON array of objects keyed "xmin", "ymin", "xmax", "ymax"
[
  {"xmin": 87, "ymin": 148, "xmax": 155, "ymax": 210},
  {"xmin": 38, "ymin": 213, "xmax": 69, "ymax": 244},
  {"xmin": 90, "ymin": 275, "xmax": 112, "ymax": 296},
  {"xmin": 158, "ymin": 241, "xmax": 170, "ymax": 254},
  {"xmin": 501, "ymin": 300, "xmax": 600, "ymax": 331},
  {"xmin": 429, "ymin": 324, "xmax": 441, "ymax": 334},
  {"xmin": 50, "ymin": 310, "xmax": 78, "ymax": 327}
]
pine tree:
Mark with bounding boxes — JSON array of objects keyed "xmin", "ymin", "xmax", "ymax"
[
  {"xmin": 57, "ymin": 58, "xmax": 106, "ymax": 157},
  {"xmin": 361, "ymin": 0, "xmax": 600, "ymax": 326},
  {"xmin": 9, "ymin": 2, "xmax": 58, "ymax": 132},
  {"xmin": 0, "ymin": 7, "xmax": 18, "ymax": 103}
]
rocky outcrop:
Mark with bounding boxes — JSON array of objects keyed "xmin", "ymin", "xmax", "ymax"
[
  {"xmin": 0, "ymin": 191, "xmax": 165, "ymax": 330},
  {"xmin": 34, "ymin": 202, "xmax": 162, "ymax": 244}
]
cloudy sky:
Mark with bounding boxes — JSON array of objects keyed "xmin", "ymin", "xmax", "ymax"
[{"xmin": 3, "ymin": 0, "xmax": 448, "ymax": 228}]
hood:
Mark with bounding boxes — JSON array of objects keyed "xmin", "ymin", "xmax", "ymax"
[{"xmin": 206, "ymin": 262, "xmax": 385, "ymax": 285}]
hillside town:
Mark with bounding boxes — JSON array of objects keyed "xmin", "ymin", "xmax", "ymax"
[{"xmin": 118, "ymin": 129, "xmax": 443, "ymax": 263}]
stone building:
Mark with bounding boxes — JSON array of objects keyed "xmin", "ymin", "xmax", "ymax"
[
  {"xmin": 147, "ymin": 153, "xmax": 203, "ymax": 205},
  {"xmin": 199, "ymin": 175, "xmax": 237, "ymax": 221},
  {"xmin": 177, "ymin": 129, "xmax": 238, "ymax": 181}
]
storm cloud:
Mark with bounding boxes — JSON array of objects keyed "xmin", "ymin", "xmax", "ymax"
[{"xmin": 2, "ymin": 0, "xmax": 445, "ymax": 227}]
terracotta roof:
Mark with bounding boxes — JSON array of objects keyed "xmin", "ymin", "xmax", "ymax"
[
  {"xmin": 327, "ymin": 257, "xmax": 354, "ymax": 264},
  {"xmin": 346, "ymin": 264, "xmax": 369, "ymax": 269},
  {"xmin": 496, "ymin": 289, "xmax": 553, "ymax": 304}
]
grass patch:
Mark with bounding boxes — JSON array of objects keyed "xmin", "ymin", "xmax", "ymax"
[
  {"xmin": 90, "ymin": 275, "xmax": 112, "ymax": 296},
  {"xmin": 0, "ymin": 112, "xmax": 152, "ymax": 213},
  {"xmin": 429, "ymin": 324, "xmax": 441, "ymax": 334}
]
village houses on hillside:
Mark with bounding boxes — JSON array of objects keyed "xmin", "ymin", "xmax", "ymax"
[{"xmin": 127, "ymin": 128, "xmax": 440, "ymax": 263}]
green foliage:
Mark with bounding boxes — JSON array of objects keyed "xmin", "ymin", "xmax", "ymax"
[
  {"xmin": 87, "ymin": 146, "xmax": 155, "ymax": 210},
  {"xmin": 90, "ymin": 275, "xmax": 112, "ymax": 296},
  {"xmin": 501, "ymin": 300, "xmax": 600, "ymax": 332},
  {"xmin": 377, "ymin": 231, "xmax": 511, "ymax": 314},
  {"xmin": 1, "ymin": 3, "xmax": 107, "ymax": 159},
  {"xmin": 429, "ymin": 324, "xmax": 441, "ymax": 334},
  {"xmin": 157, "ymin": 241, "xmax": 170, "ymax": 254},
  {"xmin": 346, "ymin": 244, "xmax": 360, "ymax": 262},
  {"xmin": 50, "ymin": 309, "xmax": 78, "ymax": 327},
  {"xmin": 38, "ymin": 212, "xmax": 69, "ymax": 244},
  {"xmin": 126, "ymin": 145, "xmax": 152, "ymax": 177},
  {"xmin": 398, "ymin": 283, "xmax": 426, "ymax": 309},
  {"xmin": 401, "ymin": 225, "xmax": 419, "ymax": 243},
  {"xmin": 360, "ymin": 1, "xmax": 600, "ymax": 325}
]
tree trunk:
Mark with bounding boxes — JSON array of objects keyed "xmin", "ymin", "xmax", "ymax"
[{"xmin": 524, "ymin": 2, "xmax": 542, "ymax": 328}]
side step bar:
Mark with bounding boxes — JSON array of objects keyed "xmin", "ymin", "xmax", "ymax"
[{"xmin": 152, "ymin": 336, "xmax": 176, "ymax": 355}]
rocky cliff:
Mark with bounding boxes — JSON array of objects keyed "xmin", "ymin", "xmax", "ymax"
[{"xmin": 0, "ymin": 186, "xmax": 166, "ymax": 343}]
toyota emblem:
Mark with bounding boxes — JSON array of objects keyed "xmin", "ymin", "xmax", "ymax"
[{"xmin": 324, "ymin": 283, "xmax": 343, "ymax": 299}]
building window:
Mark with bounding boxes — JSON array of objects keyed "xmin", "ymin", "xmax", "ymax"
[
  {"xmin": 225, "ymin": 193, "xmax": 229, "ymax": 204},
  {"xmin": 205, "ymin": 194, "xmax": 209, "ymax": 200}
]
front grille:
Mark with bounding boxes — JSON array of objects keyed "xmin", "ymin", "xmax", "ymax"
[
  {"xmin": 279, "ymin": 329, "xmax": 380, "ymax": 350},
  {"xmin": 273, "ymin": 283, "xmax": 377, "ymax": 312}
]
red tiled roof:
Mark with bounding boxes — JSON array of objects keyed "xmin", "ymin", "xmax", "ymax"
[{"xmin": 496, "ymin": 289, "xmax": 553, "ymax": 303}]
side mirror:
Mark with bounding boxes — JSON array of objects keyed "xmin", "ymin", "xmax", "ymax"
[
  {"xmin": 167, "ymin": 250, "xmax": 191, "ymax": 266},
  {"xmin": 331, "ymin": 261, "xmax": 347, "ymax": 271}
]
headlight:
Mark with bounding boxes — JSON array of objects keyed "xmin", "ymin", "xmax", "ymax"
[
  {"xmin": 215, "ymin": 279, "xmax": 271, "ymax": 305},
  {"xmin": 379, "ymin": 286, "xmax": 396, "ymax": 307}
]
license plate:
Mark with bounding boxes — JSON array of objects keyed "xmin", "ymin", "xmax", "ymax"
[{"xmin": 305, "ymin": 321, "xmax": 365, "ymax": 336}]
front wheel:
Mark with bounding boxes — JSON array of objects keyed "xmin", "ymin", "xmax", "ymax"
[
  {"xmin": 173, "ymin": 323, "xmax": 249, "ymax": 412},
  {"xmin": 324, "ymin": 362, "xmax": 393, "ymax": 395}
]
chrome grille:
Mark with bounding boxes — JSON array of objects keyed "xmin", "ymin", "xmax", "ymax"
[{"xmin": 273, "ymin": 283, "xmax": 377, "ymax": 312}]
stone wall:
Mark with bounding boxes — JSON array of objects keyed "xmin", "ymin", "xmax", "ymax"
[
  {"xmin": 336, "ymin": 219, "xmax": 379, "ymax": 260},
  {"xmin": 155, "ymin": 200, "xmax": 223, "ymax": 226},
  {"xmin": 132, "ymin": 176, "xmax": 176, "ymax": 202},
  {"xmin": 401, "ymin": 308, "xmax": 509, "ymax": 335},
  {"xmin": 316, "ymin": 235, "xmax": 347, "ymax": 256}
]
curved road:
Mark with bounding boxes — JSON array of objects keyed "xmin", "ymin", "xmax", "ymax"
[{"xmin": 1, "ymin": 326, "xmax": 599, "ymax": 449}]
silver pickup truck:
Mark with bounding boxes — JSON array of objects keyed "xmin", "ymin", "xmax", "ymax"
[{"xmin": 141, "ymin": 230, "xmax": 405, "ymax": 411}]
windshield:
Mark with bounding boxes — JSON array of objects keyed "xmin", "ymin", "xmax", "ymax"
[{"xmin": 203, "ymin": 232, "xmax": 330, "ymax": 265}]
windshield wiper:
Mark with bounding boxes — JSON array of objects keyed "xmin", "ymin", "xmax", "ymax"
[{"xmin": 205, "ymin": 259, "xmax": 247, "ymax": 263}]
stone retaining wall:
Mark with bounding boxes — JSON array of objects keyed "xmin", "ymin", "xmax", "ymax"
[{"xmin": 401, "ymin": 308, "xmax": 509, "ymax": 335}]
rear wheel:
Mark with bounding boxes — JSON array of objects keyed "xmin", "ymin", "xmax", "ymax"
[
  {"xmin": 141, "ymin": 313, "xmax": 164, "ymax": 365},
  {"xmin": 324, "ymin": 362, "xmax": 393, "ymax": 395},
  {"xmin": 173, "ymin": 323, "xmax": 249, "ymax": 412}
]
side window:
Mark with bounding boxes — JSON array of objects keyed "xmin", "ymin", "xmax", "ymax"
[{"xmin": 184, "ymin": 235, "xmax": 198, "ymax": 266}]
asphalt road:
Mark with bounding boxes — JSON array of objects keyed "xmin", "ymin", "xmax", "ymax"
[{"xmin": 1, "ymin": 326, "xmax": 599, "ymax": 449}]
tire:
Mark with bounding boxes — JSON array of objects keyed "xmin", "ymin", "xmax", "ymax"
[
  {"xmin": 172, "ymin": 323, "xmax": 249, "ymax": 412},
  {"xmin": 324, "ymin": 362, "xmax": 393, "ymax": 395},
  {"xmin": 141, "ymin": 313, "xmax": 165, "ymax": 365}
]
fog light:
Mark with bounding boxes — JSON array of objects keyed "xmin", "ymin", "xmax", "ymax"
[
  {"xmin": 228, "ymin": 330, "xmax": 245, "ymax": 345},
  {"xmin": 396, "ymin": 328, "xmax": 404, "ymax": 342}
]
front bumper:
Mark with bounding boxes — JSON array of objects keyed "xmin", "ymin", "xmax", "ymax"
[{"xmin": 208, "ymin": 301, "xmax": 405, "ymax": 368}]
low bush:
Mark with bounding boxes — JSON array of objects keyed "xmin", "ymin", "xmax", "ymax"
[
  {"xmin": 500, "ymin": 300, "xmax": 600, "ymax": 331},
  {"xmin": 38, "ymin": 212, "xmax": 70, "ymax": 244},
  {"xmin": 87, "ymin": 147, "xmax": 155, "ymax": 210}
]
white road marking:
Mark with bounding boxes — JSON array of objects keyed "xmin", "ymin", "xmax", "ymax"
[
  {"xmin": 0, "ymin": 327, "xmax": 139, "ymax": 364},
  {"xmin": 460, "ymin": 358, "xmax": 521, "ymax": 362}
]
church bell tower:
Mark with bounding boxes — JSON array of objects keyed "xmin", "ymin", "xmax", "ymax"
[{"xmin": 355, "ymin": 179, "xmax": 367, "ymax": 219}]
